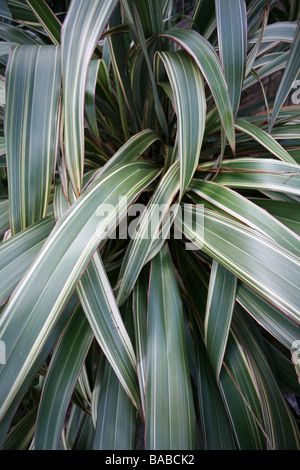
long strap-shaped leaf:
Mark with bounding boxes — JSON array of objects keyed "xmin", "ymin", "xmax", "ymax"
[
  {"xmin": 0, "ymin": 23, "xmax": 39, "ymax": 45},
  {"xmin": 117, "ymin": 161, "xmax": 180, "ymax": 306},
  {"xmin": 245, "ymin": 1, "xmax": 269, "ymax": 78},
  {"xmin": 162, "ymin": 28, "xmax": 235, "ymax": 153},
  {"xmin": 0, "ymin": 292, "xmax": 79, "ymax": 448},
  {"xmin": 93, "ymin": 358, "xmax": 136, "ymax": 450},
  {"xmin": 26, "ymin": 0, "xmax": 62, "ymax": 45},
  {"xmin": 158, "ymin": 50, "xmax": 206, "ymax": 196},
  {"xmin": 220, "ymin": 330, "xmax": 267, "ymax": 449},
  {"xmin": 198, "ymin": 158, "xmax": 300, "ymax": 196},
  {"xmin": 237, "ymin": 283, "xmax": 300, "ymax": 350},
  {"xmin": 0, "ymin": 161, "xmax": 159, "ymax": 420},
  {"xmin": 61, "ymin": 0, "xmax": 118, "ymax": 196},
  {"xmin": 233, "ymin": 310, "xmax": 300, "ymax": 449},
  {"xmin": 189, "ymin": 179, "xmax": 300, "ymax": 256},
  {"xmin": 132, "ymin": 267, "xmax": 149, "ymax": 417},
  {"xmin": 215, "ymin": 0, "xmax": 247, "ymax": 116},
  {"xmin": 177, "ymin": 206, "xmax": 300, "ymax": 325},
  {"xmin": 0, "ymin": 214, "xmax": 55, "ymax": 306},
  {"xmin": 35, "ymin": 306, "xmax": 94, "ymax": 450},
  {"xmin": 248, "ymin": 21, "xmax": 298, "ymax": 44},
  {"xmin": 5, "ymin": 45, "xmax": 61, "ymax": 235},
  {"xmin": 91, "ymin": 128, "xmax": 160, "ymax": 182},
  {"xmin": 131, "ymin": 3, "xmax": 168, "ymax": 137},
  {"xmin": 76, "ymin": 253, "xmax": 142, "ymax": 415},
  {"xmin": 270, "ymin": 20, "xmax": 300, "ymax": 128},
  {"xmin": 251, "ymin": 198, "xmax": 300, "ymax": 235},
  {"xmin": 145, "ymin": 244, "xmax": 195, "ymax": 450},
  {"xmin": 235, "ymin": 118, "xmax": 296, "ymax": 164},
  {"xmin": 0, "ymin": 200, "xmax": 9, "ymax": 236},
  {"xmin": 204, "ymin": 260, "xmax": 237, "ymax": 381},
  {"xmin": 192, "ymin": 318, "xmax": 236, "ymax": 449}
]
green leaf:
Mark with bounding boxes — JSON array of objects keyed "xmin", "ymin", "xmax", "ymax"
[
  {"xmin": 0, "ymin": 199, "xmax": 9, "ymax": 235},
  {"xmin": 190, "ymin": 0, "xmax": 216, "ymax": 38},
  {"xmin": 61, "ymin": 0, "xmax": 119, "ymax": 196},
  {"xmin": 108, "ymin": 4, "xmax": 139, "ymax": 132},
  {"xmin": 235, "ymin": 118, "xmax": 297, "ymax": 164},
  {"xmin": 117, "ymin": 161, "xmax": 180, "ymax": 306},
  {"xmin": 132, "ymin": 267, "xmax": 149, "ymax": 416},
  {"xmin": 7, "ymin": 0, "xmax": 39, "ymax": 24},
  {"xmin": 193, "ymin": 321, "xmax": 236, "ymax": 450},
  {"xmin": 0, "ymin": 161, "xmax": 159, "ymax": 420},
  {"xmin": 271, "ymin": 20, "xmax": 300, "ymax": 128},
  {"xmin": 125, "ymin": 0, "xmax": 163, "ymax": 38},
  {"xmin": 250, "ymin": 199, "xmax": 300, "ymax": 235},
  {"xmin": 199, "ymin": 158, "xmax": 300, "ymax": 196},
  {"xmin": 233, "ymin": 310, "xmax": 300, "ymax": 449},
  {"xmin": 189, "ymin": 179, "xmax": 300, "ymax": 256},
  {"xmin": 77, "ymin": 252, "xmax": 142, "ymax": 416},
  {"xmin": 85, "ymin": 59, "xmax": 101, "ymax": 143},
  {"xmin": 220, "ymin": 330, "xmax": 267, "ymax": 449},
  {"xmin": 145, "ymin": 244, "xmax": 195, "ymax": 450},
  {"xmin": 0, "ymin": 0, "xmax": 12, "ymax": 19},
  {"xmin": 132, "ymin": 3, "xmax": 169, "ymax": 137},
  {"xmin": 0, "ymin": 23, "xmax": 39, "ymax": 44},
  {"xmin": 158, "ymin": 50, "xmax": 206, "ymax": 196},
  {"xmin": 245, "ymin": 2, "xmax": 269, "ymax": 77},
  {"xmin": 5, "ymin": 45, "xmax": 61, "ymax": 235},
  {"xmin": 248, "ymin": 21, "xmax": 298, "ymax": 44},
  {"xmin": 0, "ymin": 214, "xmax": 55, "ymax": 306},
  {"xmin": 35, "ymin": 306, "xmax": 94, "ymax": 450},
  {"xmin": 93, "ymin": 358, "xmax": 136, "ymax": 450},
  {"xmin": 215, "ymin": 0, "xmax": 247, "ymax": 116},
  {"xmin": 91, "ymin": 129, "xmax": 160, "ymax": 181},
  {"xmin": 26, "ymin": 0, "xmax": 62, "ymax": 45},
  {"xmin": 237, "ymin": 283, "xmax": 300, "ymax": 351},
  {"xmin": 204, "ymin": 260, "xmax": 237, "ymax": 380},
  {"xmin": 162, "ymin": 28, "xmax": 235, "ymax": 153},
  {"xmin": 177, "ymin": 206, "xmax": 300, "ymax": 325},
  {"xmin": 266, "ymin": 342, "xmax": 300, "ymax": 396},
  {"xmin": 0, "ymin": 292, "xmax": 79, "ymax": 448},
  {"xmin": 2, "ymin": 405, "xmax": 38, "ymax": 450}
]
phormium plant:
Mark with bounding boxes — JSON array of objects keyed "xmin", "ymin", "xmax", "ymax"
[{"xmin": 0, "ymin": 0, "xmax": 299, "ymax": 450}]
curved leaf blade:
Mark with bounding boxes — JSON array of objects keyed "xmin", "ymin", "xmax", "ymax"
[
  {"xmin": 26, "ymin": 0, "xmax": 62, "ymax": 45},
  {"xmin": 162, "ymin": 28, "xmax": 235, "ymax": 153},
  {"xmin": 35, "ymin": 306, "xmax": 94, "ymax": 450},
  {"xmin": 177, "ymin": 206, "xmax": 300, "ymax": 325},
  {"xmin": 93, "ymin": 358, "xmax": 136, "ymax": 450},
  {"xmin": 235, "ymin": 118, "xmax": 297, "ymax": 164},
  {"xmin": 215, "ymin": 0, "xmax": 247, "ymax": 116},
  {"xmin": 61, "ymin": 0, "xmax": 119, "ymax": 196},
  {"xmin": 204, "ymin": 260, "xmax": 237, "ymax": 380},
  {"xmin": 117, "ymin": 161, "xmax": 180, "ymax": 306},
  {"xmin": 5, "ymin": 45, "xmax": 61, "ymax": 235},
  {"xmin": 193, "ymin": 320, "xmax": 236, "ymax": 450},
  {"xmin": 145, "ymin": 244, "xmax": 195, "ymax": 450},
  {"xmin": 77, "ymin": 252, "xmax": 142, "ymax": 415},
  {"xmin": 158, "ymin": 50, "xmax": 206, "ymax": 196},
  {"xmin": 199, "ymin": 158, "xmax": 300, "ymax": 196},
  {"xmin": 189, "ymin": 179, "xmax": 300, "ymax": 256},
  {"xmin": 0, "ymin": 214, "xmax": 55, "ymax": 306},
  {"xmin": 0, "ymin": 161, "xmax": 159, "ymax": 420},
  {"xmin": 271, "ymin": 20, "xmax": 300, "ymax": 128}
]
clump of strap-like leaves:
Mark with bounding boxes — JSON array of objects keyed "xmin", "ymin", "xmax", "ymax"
[{"xmin": 0, "ymin": 0, "xmax": 299, "ymax": 450}]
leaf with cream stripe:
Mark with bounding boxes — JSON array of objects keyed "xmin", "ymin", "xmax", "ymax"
[
  {"xmin": 61, "ymin": 0, "xmax": 119, "ymax": 196},
  {"xmin": 0, "ymin": 161, "xmax": 160, "ymax": 420},
  {"xmin": 177, "ymin": 205, "xmax": 300, "ymax": 325}
]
